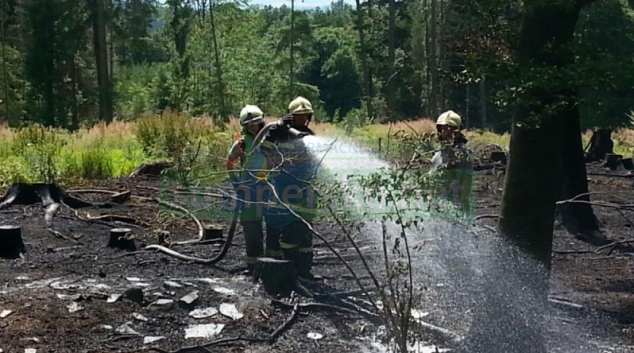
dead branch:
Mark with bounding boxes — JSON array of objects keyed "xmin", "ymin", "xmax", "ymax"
[
  {"xmin": 475, "ymin": 214, "xmax": 499, "ymax": 220},
  {"xmin": 148, "ymin": 337, "xmax": 268, "ymax": 353},
  {"xmin": 145, "ymin": 244, "xmax": 219, "ymax": 264},
  {"xmin": 555, "ymin": 199, "xmax": 634, "ymax": 210},
  {"xmin": 47, "ymin": 228, "xmax": 80, "ymax": 244},
  {"xmin": 155, "ymin": 198, "xmax": 204, "ymax": 243},
  {"xmin": 85, "ymin": 213, "xmax": 149, "ymax": 227},
  {"xmin": 415, "ymin": 320, "xmax": 462, "ymax": 344},
  {"xmin": 271, "ymin": 299, "xmax": 371, "ymax": 318},
  {"xmin": 596, "ymin": 240, "xmax": 634, "ymax": 253},
  {"xmin": 586, "ymin": 172, "xmax": 634, "ymax": 179},
  {"xmin": 269, "ymin": 299, "xmax": 300, "ymax": 343}
]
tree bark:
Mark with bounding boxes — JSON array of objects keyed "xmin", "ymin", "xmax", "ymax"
[
  {"xmin": 70, "ymin": 55, "xmax": 79, "ymax": 130},
  {"xmin": 354, "ymin": 0, "xmax": 373, "ymax": 119},
  {"xmin": 1, "ymin": 0, "xmax": 9, "ymax": 124},
  {"xmin": 429, "ymin": 0, "xmax": 438, "ymax": 118},
  {"xmin": 558, "ymin": 103, "xmax": 599, "ymax": 236},
  {"xmin": 479, "ymin": 80, "xmax": 487, "ymax": 129},
  {"xmin": 209, "ymin": 0, "xmax": 227, "ymax": 121},
  {"xmin": 387, "ymin": 0, "xmax": 396, "ymax": 115},
  {"xmin": 289, "ymin": 0, "xmax": 295, "ymax": 101},
  {"xmin": 91, "ymin": 0, "xmax": 113, "ymax": 124}
]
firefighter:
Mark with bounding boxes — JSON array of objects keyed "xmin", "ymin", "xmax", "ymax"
[
  {"xmin": 430, "ymin": 110, "xmax": 473, "ymax": 212},
  {"xmin": 262, "ymin": 96, "xmax": 319, "ymax": 280},
  {"xmin": 227, "ymin": 105, "xmax": 281, "ymax": 275}
]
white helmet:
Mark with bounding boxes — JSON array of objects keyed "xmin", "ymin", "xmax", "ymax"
[{"xmin": 239, "ymin": 105, "xmax": 264, "ymax": 125}]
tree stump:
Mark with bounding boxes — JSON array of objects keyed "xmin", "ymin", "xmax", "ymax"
[
  {"xmin": 601, "ymin": 153, "xmax": 623, "ymax": 171},
  {"xmin": 622, "ymin": 158, "xmax": 634, "ymax": 171},
  {"xmin": 254, "ymin": 258, "xmax": 296, "ymax": 296},
  {"xmin": 0, "ymin": 183, "xmax": 97, "ymax": 210},
  {"xmin": 490, "ymin": 151, "xmax": 507, "ymax": 165},
  {"xmin": 585, "ymin": 129, "xmax": 614, "ymax": 162},
  {"xmin": 108, "ymin": 228, "xmax": 137, "ymax": 251},
  {"xmin": 0, "ymin": 225, "xmax": 26, "ymax": 259},
  {"xmin": 202, "ymin": 225, "xmax": 223, "ymax": 241}
]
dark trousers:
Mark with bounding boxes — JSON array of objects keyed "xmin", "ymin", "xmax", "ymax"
[{"xmin": 241, "ymin": 205, "xmax": 282, "ymax": 271}]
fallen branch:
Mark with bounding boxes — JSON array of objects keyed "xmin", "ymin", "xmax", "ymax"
[
  {"xmin": 269, "ymin": 299, "xmax": 300, "ymax": 343},
  {"xmin": 86, "ymin": 213, "xmax": 149, "ymax": 227},
  {"xmin": 145, "ymin": 245, "xmax": 219, "ymax": 264},
  {"xmin": 272, "ymin": 298, "xmax": 369, "ymax": 318},
  {"xmin": 155, "ymin": 199, "xmax": 204, "ymax": 243},
  {"xmin": 415, "ymin": 320, "xmax": 462, "ymax": 344},
  {"xmin": 475, "ymin": 214, "xmax": 499, "ymax": 220},
  {"xmin": 587, "ymin": 172, "xmax": 634, "ymax": 179},
  {"xmin": 47, "ymin": 228, "xmax": 80, "ymax": 244},
  {"xmin": 596, "ymin": 240, "xmax": 634, "ymax": 253},
  {"xmin": 148, "ymin": 337, "xmax": 267, "ymax": 353}
]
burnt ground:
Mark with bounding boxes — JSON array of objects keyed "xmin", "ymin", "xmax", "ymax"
[{"xmin": 1, "ymin": 164, "xmax": 634, "ymax": 353}]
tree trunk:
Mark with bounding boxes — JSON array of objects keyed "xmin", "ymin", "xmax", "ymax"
[
  {"xmin": 423, "ymin": 0, "xmax": 430, "ymax": 118},
  {"xmin": 558, "ymin": 104, "xmax": 599, "ymax": 236},
  {"xmin": 461, "ymin": 3, "xmax": 586, "ymax": 353},
  {"xmin": 480, "ymin": 80, "xmax": 487, "ymax": 129},
  {"xmin": 465, "ymin": 82, "xmax": 470, "ymax": 128},
  {"xmin": 438, "ymin": 0, "xmax": 446, "ymax": 112},
  {"xmin": 289, "ymin": 0, "xmax": 295, "ymax": 101},
  {"xmin": 91, "ymin": 0, "xmax": 113, "ymax": 124},
  {"xmin": 585, "ymin": 129, "xmax": 614, "ymax": 162},
  {"xmin": 429, "ymin": 0, "xmax": 438, "ymax": 118},
  {"xmin": 70, "ymin": 55, "xmax": 79, "ymax": 130},
  {"xmin": 354, "ymin": 0, "xmax": 373, "ymax": 119},
  {"xmin": 1, "ymin": 0, "xmax": 9, "ymax": 124},
  {"xmin": 387, "ymin": 0, "xmax": 396, "ymax": 115},
  {"xmin": 209, "ymin": 0, "xmax": 227, "ymax": 122}
]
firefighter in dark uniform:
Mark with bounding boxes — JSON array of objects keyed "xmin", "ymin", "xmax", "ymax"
[{"xmin": 262, "ymin": 97, "xmax": 320, "ymax": 280}]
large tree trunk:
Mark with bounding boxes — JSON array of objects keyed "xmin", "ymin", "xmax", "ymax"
[
  {"xmin": 559, "ymin": 104, "xmax": 599, "ymax": 236},
  {"xmin": 91, "ymin": 0, "xmax": 113, "ymax": 124},
  {"xmin": 461, "ymin": 3, "xmax": 586, "ymax": 353}
]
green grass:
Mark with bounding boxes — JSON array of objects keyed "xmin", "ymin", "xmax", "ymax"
[{"xmin": 1, "ymin": 117, "xmax": 633, "ymax": 190}]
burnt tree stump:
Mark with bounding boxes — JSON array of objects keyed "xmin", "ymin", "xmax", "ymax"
[
  {"xmin": 254, "ymin": 258, "xmax": 296, "ymax": 296},
  {"xmin": 202, "ymin": 225, "xmax": 223, "ymax": 241},
  {"xmin": 585, "ymin": 129, "xmax": 614, "ymax": 162},
  {"xmin": 0, "ymin": 183, "xmax": 106, "ymax": 210},
  {"xmin": 108, "ymin": 228, "xmax": 137, "ymax": 251},
  {"xmin": 0, "ymin": 225, "xmax": 26, "ymax": 259},
  {"xmin": 490, "ymin": 151, "xmax": 507, "ymax": 165},
  {"xmin": 602, "ymin": 153, "xmax": 623, "ymax": 171}
]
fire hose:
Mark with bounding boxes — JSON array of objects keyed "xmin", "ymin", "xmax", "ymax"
[{"xmin": 147, "ymin": 119, "xmax": 312, "ymax": 265}]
